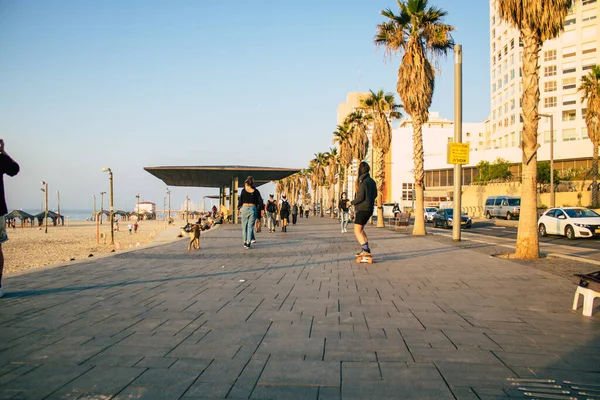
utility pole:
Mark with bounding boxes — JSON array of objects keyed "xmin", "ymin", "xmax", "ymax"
[
  {"xmin": 452, "ymin": 44, "xmax": 463, "ymax": 242},
  {"xmin": 100, "ymin": 191, "xmax": 106, "ymax": 225},
  {"xmin": 94, "ymin": 194, "xmax": 99, "ymax": 244},
  {"xmin": 41, "ymin": 181, "xmax": 48, "ymax": 233},
  {"xmin": 102, "ymin": 168, "xmax": 114, "ymax": 245},
  {"xmin": 166, "ymin": 188, "xmax": 171, "ymax": 225}
]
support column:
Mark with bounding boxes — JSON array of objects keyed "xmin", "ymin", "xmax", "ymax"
[
  {"xmin": 232, "ymin": 177, "xmax": 239, "ymax": 224},
  {"xmin": 229, "ymin": 184, "xmax": 234, "ymax": 222}
]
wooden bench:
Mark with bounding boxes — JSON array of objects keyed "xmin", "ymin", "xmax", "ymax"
[{"xmin": 386, "ymin": 212, "xmax": 411, "ymax": 232}]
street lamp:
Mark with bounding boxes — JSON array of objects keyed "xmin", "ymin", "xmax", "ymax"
[
  {"xmin": 136, "ymin": 193, "xmax": 140, "ymax": 219},
  {"xmin": 102, "ymin": 168, "xmax": 114, "ymax": 245},
  {"xmin": 539, "ymin": 113, "xmax": 555, "ymax": 208},
  {"xmin": 166, "ymin": 188, "xmax": 171, "ymax": 224},
  {"xmin": 40, "ymin": 181, "xmax": 48, "ymax": 233},
  {"xmin": 93, "ymin": 194, "xmax": 99, "ymax": 244},
  {"xmin": 100, "ymin": 191, "xmax": 106, "ymax": 225}
]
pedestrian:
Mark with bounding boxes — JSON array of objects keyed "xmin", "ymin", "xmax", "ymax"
[
  {"xmin": 392, "ymin": 203, "xmax": 400, "ymax": 218},
  {"xmin": 339, "ymin": 191, "xmax": 350, "ymax": 233},
  {"xmin": 133, "ymin": 221, "xmax": 138, "ymax": 233},
  {"xmin": 128, "ymin": 223, "xmax": 133, "ymax": 234},
  {"xmin": 253, "ymin": 190, "xmax": 264, "ymax": 239},
  {"xmin": 291, "ymin": 203, "xmax": 298, "ymax": 225},
  {"xmin": 238, "ymin": 176, "xmax": 260, "ymax": 249},
  {"xmin": 188, "ymin": 223, "xmax": 200, "ymax": 250},
  {"xmin": 299, "ymin": 204, "xmax": 304, "ymax": 218},
  {"xmin": 0, "ymin": 139, "xmax": 20, "ymax": 298},
  {"xmin": 280, "ymin": 195, "xmax": 290, "ymax": 232},
  {"xmin": 265, "ymin": 194, "xmax": 277, "ymax": 233},
  {"xmin": 351, "ymin": 161, "xmax": 377, "ymax": 256}
]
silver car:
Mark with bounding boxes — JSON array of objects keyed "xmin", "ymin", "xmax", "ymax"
[{"xmin": 424, "ymin": 207, "xmax": 438, "ymax": 223}]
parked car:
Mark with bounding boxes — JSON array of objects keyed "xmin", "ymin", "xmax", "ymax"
[
  {"xmin": 538, "ymin": 207, "xmax": 600, "ymax": 239},
  {"xmin": 424, "ymin": 207, "xmax": 438, "ymax": 223},
  {"xmin": 432, "ymin": 208, "xmax": 472, "ymax": 229},
  {"xmin": 485, "ymin": 196, "xmax": 521, "ymax": 220}
]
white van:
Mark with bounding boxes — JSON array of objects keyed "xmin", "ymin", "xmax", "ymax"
[{"xmin": 485, "ymin": 196, "xmax": 521, "ymax": 220}]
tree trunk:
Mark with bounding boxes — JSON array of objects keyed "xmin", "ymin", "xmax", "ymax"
[
  {"xmin": 376, "ymin": 148, "xmax": 385, "ymax": 227},
  {"xmin": 592, "ymin": 144, "xmax": 599, "ymax": 208},
  {"xmin": 343, "ymin": 165, "xmax": 349, "ymax": 195},
  {"xmin": 412, "ymin": 120, "xmax": 426, "ymax": 236},
  {"xmin": 320, "ymin": 186, "xmax": 324, "ymax": 217},
  {"xmin": 515, "ymin": 28, "xmax": 541, "ymax": 259}
]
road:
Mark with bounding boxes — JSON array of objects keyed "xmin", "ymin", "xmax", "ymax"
[{"xmin": 426, "ymin": 218, "xmax": 600, "ymax": 264}]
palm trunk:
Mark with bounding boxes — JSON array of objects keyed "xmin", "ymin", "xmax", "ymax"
[
  {"xmin": 412, "ymin": 120, "xmax": 426, "ymax": 236},
  {"xmin": 343, "ymin": 165, "xmax": 349, "ymax": 195},
  {"xmin": 515, "ymin": 29, "xmax": 540, "ymax": 259},
  {"xmin": 376, "ymin": 148, "xmax": 385, "ymax": 228},
  {"xmin": 592, "ymin": 144, "xmax": 599, "ymax": 208}
]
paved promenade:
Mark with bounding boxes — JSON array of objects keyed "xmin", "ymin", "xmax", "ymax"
[{"xmin": 1, "ymin": 218, "xmax": 599, "ymax": 399}]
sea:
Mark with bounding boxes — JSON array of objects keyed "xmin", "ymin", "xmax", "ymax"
[{"xmin": 19, "ymin": 209, "xmax": 172, "ymax": 222}]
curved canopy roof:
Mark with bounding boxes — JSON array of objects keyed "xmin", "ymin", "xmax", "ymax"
[
  {"xmin": 144, "ymin": 165, "xmax": 300, "ymax": 188},
  {"xmin": 6, "ymin": 210, "xmax": 35, "ymax": 220}
]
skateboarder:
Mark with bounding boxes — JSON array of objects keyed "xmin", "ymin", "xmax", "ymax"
[{"xmin": 351, "ymin": 161, "xmax": 377, "ymax": 257}]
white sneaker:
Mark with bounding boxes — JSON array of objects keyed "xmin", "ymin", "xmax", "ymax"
[
  {"xmin": 0, "ymin": 287, "xmax": 4, "ymax": 298},
  {"xmin": 250, "ymin": 239, "xmax": 256, "ymax": 244}
]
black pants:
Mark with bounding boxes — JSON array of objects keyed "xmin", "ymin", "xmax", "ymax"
[{"xmin": 292, "ymin": 214, "xmax": 297, "ymax": 224}]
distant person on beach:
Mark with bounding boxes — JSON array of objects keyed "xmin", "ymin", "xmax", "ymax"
[
  {"xmin": 133, "ymin": 221, "xmax": 138, "ymax": 233},
  {"xmin": 291, "ymin": 203, "xmax": 298, "ymax": 225},
  {"xmin": 0, "ymin": 139, "xmax": 20, "ymax": 298},
  {"xmin": 128, "ymin": 223, "xmax": 133, "ymax": 234},
  {"xmin": 351, "ymin": 161, "xmax": 377, "ymax": 256},
  {"xmin": 238, "ymin": 176, "xmax": 261, "ymax": 249}
]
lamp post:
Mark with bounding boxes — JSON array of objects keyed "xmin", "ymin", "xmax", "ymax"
[
  {"xmin": 136, "ymin": 193, "xmax": 140, "ymax": 220},
  {"xmin": 56, "ymin": 190, "xmax": 61, "ymax": 226},
  {"xmin": 93, "ymin": 194, "xmax": 99, "ymax": 244},
  {"xmin": 102, "ymin": 168, "xmax": 114, "ymax": 245},
  {"xmin": 100, "ymin": 191, "xmax": 106, "ymax": 225},
  {"xmin": 166, "ymin": 188, "xmax": 171, "ymax": 225},
  {"xmin": 40, "ymin": 181, "xmax": 48, "ymax": 233},
  {"xmin": 539, "ymin": 113, "xmax": 555, "ymax": 208}
]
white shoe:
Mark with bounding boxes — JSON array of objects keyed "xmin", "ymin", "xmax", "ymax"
[
  {"xmin": 250, "ymin": 239, "xmax": 256, "ymax": 244},
  {"xmin": 0, "ymin": 287, "xmax": 4, "ymax": 298}
]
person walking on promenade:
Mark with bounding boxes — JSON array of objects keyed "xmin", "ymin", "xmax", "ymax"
[
  {"xmin": 299, "ymin": 204, "xmax": 304, "ymax": 219},
  {"xmin": 291, "ymin": 203, "xmax": 298, "ymax": 225},
  {"xmin": 351, "ymin": 161, "xmax": 377, "ymax": 256},
  {"xmin": 279, "ymin": 194, "xmax": 290, "ymax": 232},
  {"xmin": 188, "ymin": 223, "xmax": 200, "ymax": 250},
  {"xmin": 265, "ymin": 195, "xmax": 277, "ymax": 233},
  {"xmin": 250, "ymin": 190, "xmax": 265, "ymax": 244},
  {"xmin": 0, "ymin": 139, "xmax": 20, "ymax": 298},
  {"xmin": 339, "ymin": 191, "xmax": 350, "ymax": 233},
  {"xmin": 238, "ymin": 176, "xmax": 260, "ymax": 249}
]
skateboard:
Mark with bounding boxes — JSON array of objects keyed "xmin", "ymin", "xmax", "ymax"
[{"xmin": 356, "ymin": 253, "xmax": 373, "ymax": 264}]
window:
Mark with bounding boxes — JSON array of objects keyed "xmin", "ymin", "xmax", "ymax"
[
  {"xmin": 492, "ymin": 83, "xmax": 496, "ymax": 92},
  {"xmin": 504, "ymin": 45, "xmax": 508, "ymax": 56},
  {"xmin": 562, "ymin": 128, "xmax": 577, "ymax": 141},
  {"xmin": 510, "ymin": 54, "xmax": 514, "ymax": 65},
  {"xmin": 511, "ymin": 99, "xmax": 515, "ymax": 110},
  {"xmin": 543, "ymin": 131, "xmax": 555, "ymax": 143},
  {"xmin": 492, "ymin": 43, "xmax": 496, "ymax": 52},
  {"xmin": 563, "ymin": 100, "xmax": 576, "ymax": 106},
  {"xmin": 565, "ymin": 18, "xmax": 576, "ymax": 26},
  {"xmin": 504, "ymin": 103, "xmax": 509, "ymax": 114},
  {"xmin": 562, "ymin": 110, "xmax": 576, "ymax": 121},
  {"xmin": 510, "ymin": 39, "xmax": 514, "ymax": 49},
  {"xmin": 504, "ymin": 74, "xmax": 508, "ymax": 84},
  {"xmin": 583, "ymin": 127, "xmax": 589, "ymax": 139},
  {"xmin": 511, "ymin": 132, "xmax": 516, "ymax": 147},
  {"xmin": 510, "ymin": 69, "xmax": 515, "ymax": 80},
  {"xmin": 492, "ymin": 28, "xmax": 496, "ymax": 38},
  {"xmin": 582, "ymin": 108, "xmax": 587, "ymax": 119},
  {"xmin": 511, "ymin": 114, "xmax": 516, "ymax": 125},
  {"xmin": 498, "ymin": 51, "xmax": 502, "ymax": 60},
  {"xmin": 583, "ymin": 48, "xmax": 596, "ymax": 54},
  {"xmin": 563, "ymin": 77, "xmax": 576, "ymax": 90},
  {"xmin": 492, "ymin": 55, "xmax": 496, "ymax": 65},
  {"xmin": 583, "ymin": 64, "xmax": 595, "ymax": 71},
  {"xmin": 544, "ymin": 50, "xmax": 557, "ymax": 61},
  {"xmin": 544, "ymin": 66, "xmax": 557, "ymax": 77},
  {"xmin": 544, "ymin": 97, "xmax": 557, "ymax": 107},
  {"xmin": 563, "ymin": 67, "xmax": 576, "ymax": 74},
  {"xmin": 544, "ymin": 81, "xmax": 557, "ymax": 92},
  {"xmin": 563, "ymin": 51, "xmax": 576, "ymax": 58},
  {"xmin": 583, "ymin": 0, "xmax": 596, "ymax": 5}
]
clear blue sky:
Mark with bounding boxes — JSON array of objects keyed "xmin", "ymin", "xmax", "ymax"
[{"xmin": 1, "ymin": 0, "xmax": 490, "ymax": 212}]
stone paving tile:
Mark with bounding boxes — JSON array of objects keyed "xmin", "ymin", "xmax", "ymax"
[{"xmin": 1, "ymin": 219, "xmax": 600, "ymax": 399}]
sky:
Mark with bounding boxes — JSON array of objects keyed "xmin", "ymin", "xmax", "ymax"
[{"xmin": 0, "ymin": 0, "xmax": 490, "ymax": 213}]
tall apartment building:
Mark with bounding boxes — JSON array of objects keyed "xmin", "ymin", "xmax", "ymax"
[{"xmin": 489, "ymin": 0, "xmax": 599, "ymax": 160}]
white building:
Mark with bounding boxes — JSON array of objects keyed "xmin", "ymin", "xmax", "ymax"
[
  {"xmin": 489, "ymin": 0, "xmax": 598, "ymax": 152},
  {"xmin": 135, "ymin": 201, "xmax": 155, "ymax": 214}
]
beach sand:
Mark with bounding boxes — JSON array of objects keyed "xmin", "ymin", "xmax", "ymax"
[{"xmin": 3, "ymin": 219, "xmax": 180, "ymax": 275}]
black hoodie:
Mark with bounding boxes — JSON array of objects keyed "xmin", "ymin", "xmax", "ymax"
[{"xmin": 351, "ymin": 173, "xmax": 377, "ymax": 212}]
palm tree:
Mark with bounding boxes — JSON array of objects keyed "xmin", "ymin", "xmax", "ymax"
[
  {"xmin": 360, "ymin": 89, "xmax": 402, "ymax": 227},
  {"xmin": 497, "ymin": 0, "xmax": 572, "ymax": 258},
  {"xmin": 579, "ymin": 65, "xmax": 600, "ymax": 208},
  {"xmin": 345, "ymin": 110, "xmax": 372, "ymax": 199},
  {"xmin": 375, "ymin": 0, "xmax": 454, "ymax": 236},
  {"xmin": 310, "ymin": 153, "xmax": 327, "ymax": 216},
  {"xmin": 326, "ymin": 147, "xmax": 340, "ymax": 218},
  {"xmin": 333, "ymin": 124, "xmax": 353, "ymax": 194}
]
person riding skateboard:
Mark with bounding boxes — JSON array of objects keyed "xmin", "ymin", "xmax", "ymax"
[{"xmin": 351, "ymin": 161, "xmax": 377, "ymax": 256}]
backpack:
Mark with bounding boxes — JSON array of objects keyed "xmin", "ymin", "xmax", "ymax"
[
  {"xmin": 281, "ymin": 200, "xmax": 290, "ymax": 212},
  {"xmin": 267, "ymin": 201, "xmax": 277, "ymax": 213}
]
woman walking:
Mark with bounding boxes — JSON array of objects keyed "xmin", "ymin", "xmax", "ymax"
[
  {"xmin": 351, "ymin": 162, "xmax": 377, "ymax": 255},
  {"xmin": 279, "ymin": 194, "xmax": 290, "ymax": 232},
  {"xmin": 339, "ymin": 192, "xmax": 350, "ymax": 233},
  {"xmin": 238, "ymin": 176, "xmax": 261, "ymax": 249}
]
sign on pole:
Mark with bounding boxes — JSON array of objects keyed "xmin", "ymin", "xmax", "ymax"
[{"xmin": 447, "ymin": 142, "xmax": 470, "ymax": 165}]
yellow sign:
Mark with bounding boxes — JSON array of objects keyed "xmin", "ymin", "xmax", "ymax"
[{"xmin": 447, "ymin": 142, "xmax": 470, "ymax": 165}]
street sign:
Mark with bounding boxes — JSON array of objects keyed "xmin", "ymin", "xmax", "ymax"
[{"xmin": 447, "ymin": 142, "xmax": 470, "ymax": 165}]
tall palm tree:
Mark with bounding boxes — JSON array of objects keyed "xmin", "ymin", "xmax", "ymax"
[
  {"xmin": 497, "ymin": 0, "xmax": 572, "ymax": 258},
  {"xmin": 333, "ymin": 124, "xmax": 353, "ymax": 194},
  {"xmin": 360, "ymin": 89, "xmax": 402, "ymax": 227},
  {"xmin": 326, "ymin": 147, "xmax": 340, "ymax": 218},
  {"xmin": 310, "ymin": 153, "xmax": 327, "ymax": 216},
  {"xmin": 579, "ymin": 65, "xmax": 600, "ymax": 208},
  {"xmin": 375, "ymin": 0, "xmax": 454, "ymax": 236},
  {"xmin": 345, "ymin": 110, "xmax": 372, "ymax": 199}
]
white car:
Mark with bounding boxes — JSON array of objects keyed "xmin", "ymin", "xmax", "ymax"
[
  {"xmin": 538, "ymin": 207, "xmax": 600, "ymax": 240},
  {"xmin": 424, "ymin": 207, "xmax": 438, "ymax": 223}
]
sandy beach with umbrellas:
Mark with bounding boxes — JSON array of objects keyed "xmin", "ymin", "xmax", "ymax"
[{"xmin": 3, "ymin": 219, "xmax": 177, "ymax": 275}]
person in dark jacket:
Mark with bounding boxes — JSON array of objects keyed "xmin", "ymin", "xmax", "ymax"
[
  {"xmin": 0, "ymin": 140, "xmax": 20, "ymax": 298},
  {"xmin": 351, "ymin": 161, "xmax": 377, "ymax": 256}
]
